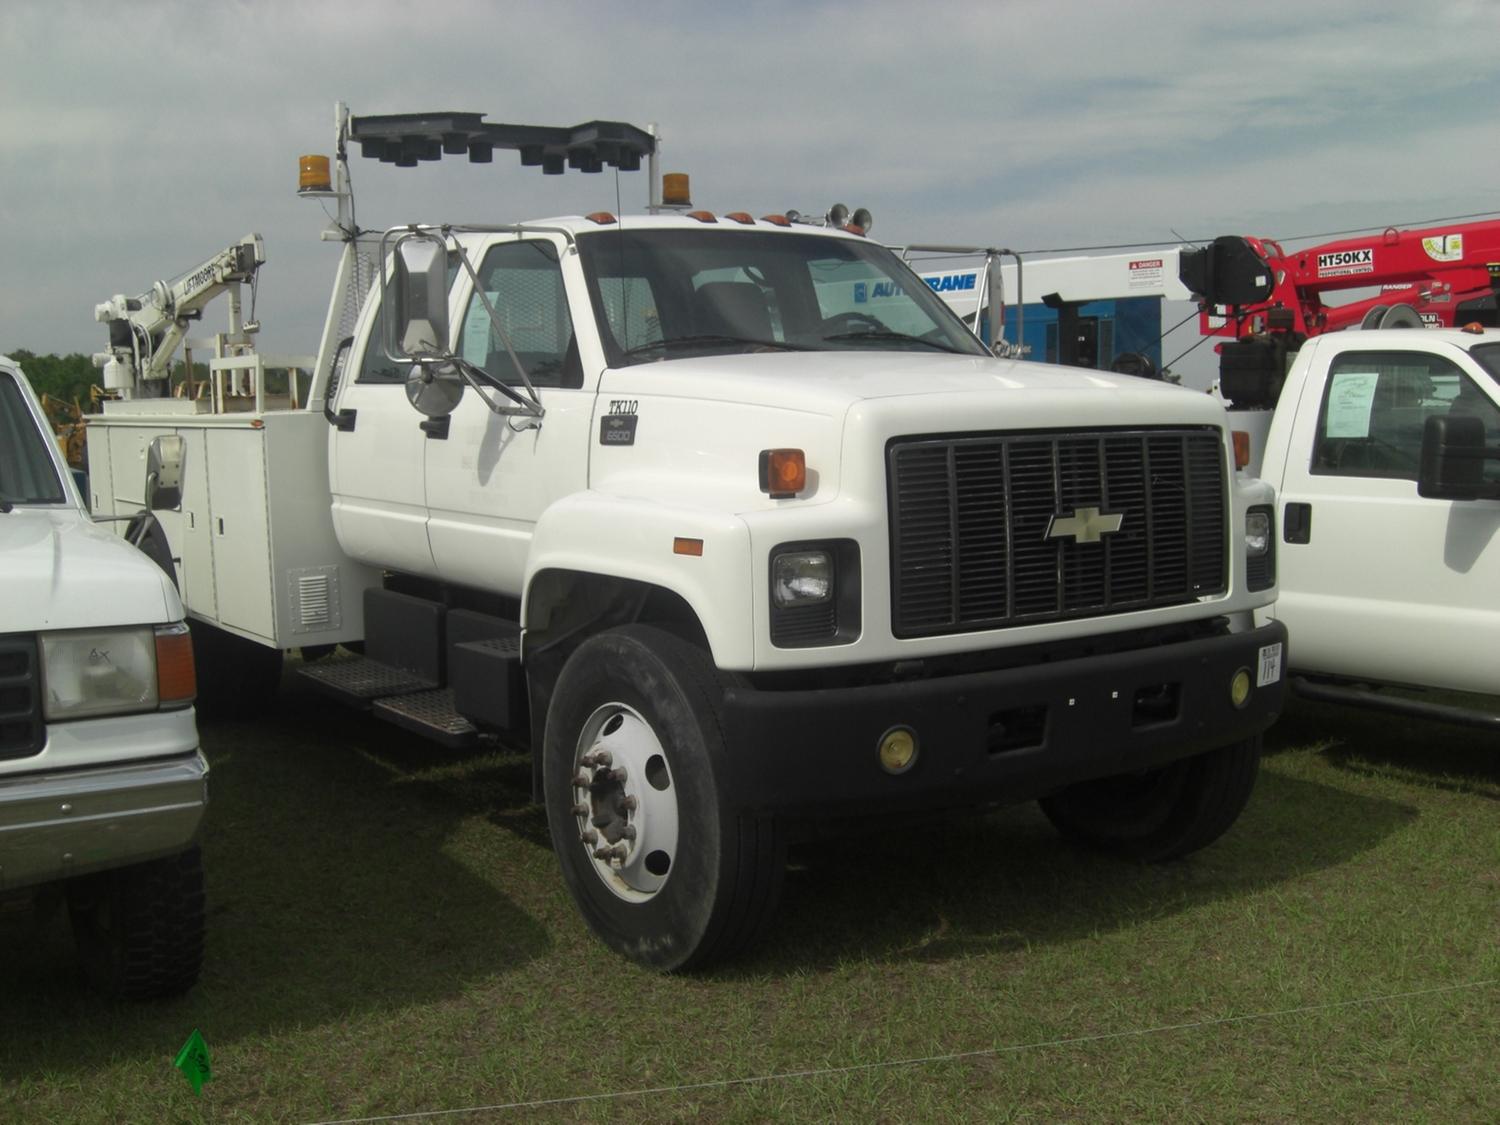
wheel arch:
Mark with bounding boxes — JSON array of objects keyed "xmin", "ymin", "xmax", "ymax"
[{"xmin": 521, "ymin": 568, "xmax": 714, "ymax": 801}]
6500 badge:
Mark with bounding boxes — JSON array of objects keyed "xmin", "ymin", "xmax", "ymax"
[{"xmin": 600, "ymin": 400, "xmax": 639, "ymax": 446}]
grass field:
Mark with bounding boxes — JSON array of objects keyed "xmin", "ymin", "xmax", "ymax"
[{"xmin": 2, "ymin": 675, "xmax": 1496, "ymax": 1123}]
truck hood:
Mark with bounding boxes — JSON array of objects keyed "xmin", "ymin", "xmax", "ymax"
[
  {"xmin": 0, "ymin": 508, "xmax": 178, "ymax": 631},
  {"xmin": 598, "ymin": 351, "xmax": 1218, "ymax": 423}
]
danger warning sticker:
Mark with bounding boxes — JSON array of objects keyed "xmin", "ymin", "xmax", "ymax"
[
  {"xmin": 1317, "ymin": 248, "xmax": 1374, "ymax": 278},
  {"xmin": 1128, "ymin": 258, "xmax": 1164, "ymax": 289}
]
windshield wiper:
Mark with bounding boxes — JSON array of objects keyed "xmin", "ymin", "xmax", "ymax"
[
  {"xmin": 620, "ymin": 334, "xmax": 810, "ymax": 359},
  {"xmin": 820, "ymin": 329, "xmax": 965, "ymax": 353}
]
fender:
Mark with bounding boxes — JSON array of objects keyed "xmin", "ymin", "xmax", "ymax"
[{"xmin": 523, "ymin": 490, "xmax": 755, "ymax": 669}]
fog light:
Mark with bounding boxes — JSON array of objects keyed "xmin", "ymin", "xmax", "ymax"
[
  {"xmin": 1230, "ymin": 668, "xmax": 1252, "ymax": 709},
  {"xmin": 878, "ymin": 726, "xmax": 918, "ymax": 774}
]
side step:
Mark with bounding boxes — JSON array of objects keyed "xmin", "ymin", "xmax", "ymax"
[
  {"xmin": 298, "ymin": 653, "xmax": 435, "ymax": 706},
  {"xmin": 372, "ymin": 688, "xmax": 478, "ymax": 749},
  {"xmin": 298, "ymin": 656, "xmax": 479, "ymax": 748}
]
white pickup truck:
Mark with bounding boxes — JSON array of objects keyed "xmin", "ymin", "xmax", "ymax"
[
  {"xmin": 1226, "ymin": 326, "xmax": 1500, "ymax": 725},
  {"xmin": 0, "ymin": 355, "xmax": 207, "ymax": 999},
  {"xmin": 84, "ymin": 106, "xmax": 1288, "ymax": 971}
]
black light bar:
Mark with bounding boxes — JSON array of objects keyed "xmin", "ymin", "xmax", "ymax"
[{"xmin": 348, "ymin": 112, "xmax": 656, "ymax": 174}]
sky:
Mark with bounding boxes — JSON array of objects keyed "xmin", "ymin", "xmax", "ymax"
[{"xmin": 4, "ymin": 0, "xmax": 1499, "ymax": 387}]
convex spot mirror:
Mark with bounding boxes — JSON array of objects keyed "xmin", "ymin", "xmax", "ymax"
[
  {"xmin": 405, "ymin": 362, "xmax": 465, "ymax": 418},
  {"xmin": 146, "ymin": 434, "xmax": 185, "ymax": 511},
  {"xmin": 390, "ymin": 236, "xmax": 450, "ymax": 360}
]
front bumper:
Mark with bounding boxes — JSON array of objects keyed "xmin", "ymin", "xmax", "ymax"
[
  {"xmin": 0, "ymin": 750, "xmax": 209, "ymax": 892},
  {"xmin": 723, "ymin": 621, "xmax": 1286, "ymax": 818}
]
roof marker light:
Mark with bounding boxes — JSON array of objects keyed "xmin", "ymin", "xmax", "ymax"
[
  {"xmin": 586, "ymin": 211, "xmax": 618, "ymax": 225},
  {"xmin": 687, "ymin": 210, "xmax": 718, "ymax": 224},
  {"xmin": 725, "ymin": 212, "xmax": 755, "ymax": 225},
  {"xmin": 760, "ymin": 214, "xmax": 793, "ymax": 227}
]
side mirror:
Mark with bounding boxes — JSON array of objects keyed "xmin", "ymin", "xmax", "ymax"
[
  {"xmin": 389, "ymin": 235, "xmax": 450, "ymax": 360},
  {"xmin": 1419, "ymin": 414, "xmax": 1487, "ymax": 500},
  {"xmin": 145, "ymin": 434, "xmax": 185, "ymax": 511}
]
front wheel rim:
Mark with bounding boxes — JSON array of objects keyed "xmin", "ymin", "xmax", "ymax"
[{"xmin": 570, "ymin": 702, "xmax": 679, "ymax": 903}]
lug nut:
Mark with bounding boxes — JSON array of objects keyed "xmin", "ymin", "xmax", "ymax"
[
  {"xmin": 593, "ymin": 846, "xmax": 615, "ymax": 861},
  {"xmin": 620, "ymin": 824, "xmax": 637, "ymax": 840},
  {"xmin": 582, "ymin": 829, "xmax": 599, "ymax": 845},
  {"xmin": 573, "ymin": 772, "xmax": 592, "ymax": 788},
  {"xmin": 611, "ymin": 843, "xmax": 629, "ymax": 861},
  {"xmin": 572, "ymin": 802, "xmax": 590, "ymax": 817},
  {"xmin": 620, "ymin": 795, "xmax": 639, "ymax": 813},
  {"xmin": 610, "ymin": 767, "xmax": 628, "ymax": 783}
]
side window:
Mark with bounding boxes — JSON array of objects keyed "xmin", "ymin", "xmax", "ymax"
[
  {"xmin": 458, "ymin": 240, "xmax": 580, "ymax": 389},
  {"xmin": 1311, "ymin": 350, "xmax": 1500, "ymax": 481},
  {"xmin": 356, "ymin": 299, "xmax": 403, "ymax": 384}
]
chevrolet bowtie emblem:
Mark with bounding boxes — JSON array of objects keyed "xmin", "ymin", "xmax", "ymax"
[{"xmin": 1046, "ymin": 506, "xmax": 1123, "ymax": 544}]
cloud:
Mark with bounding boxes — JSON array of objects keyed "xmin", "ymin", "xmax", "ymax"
[{"xmin": 2, "ymin": 0, "xmax": 1498, "ymax": 356}]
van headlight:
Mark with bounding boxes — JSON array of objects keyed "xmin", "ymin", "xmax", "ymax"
[{"xmin": 41, "ymin": 623, "xmax": 196, "ymax": 720}]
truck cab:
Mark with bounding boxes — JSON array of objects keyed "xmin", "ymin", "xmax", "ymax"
[
  {"xmin": 0, "ymin": 355, "xmax": 207, "ymax": 999},
  {"xmin": 1250, "ymin": 328, "xmax": 1500, "ymax": 712}
]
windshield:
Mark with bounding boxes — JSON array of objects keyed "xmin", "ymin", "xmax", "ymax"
[
  {"xmin": 576, "ymin": 228, "xmax": 990, "ymax": 367},
  {"xmin": 0, "ymin": 371, "xmax": 66, "ymax": 507}
]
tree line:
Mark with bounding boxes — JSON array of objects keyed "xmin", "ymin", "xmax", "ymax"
[{"xmin": 7, "ymin": 350, "xmax": 227, "ymax": 408}]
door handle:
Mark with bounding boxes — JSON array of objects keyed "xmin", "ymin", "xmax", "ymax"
[{"xmin": 1284, "ymin": 501, "xmax": 1311, "ymax": 544}]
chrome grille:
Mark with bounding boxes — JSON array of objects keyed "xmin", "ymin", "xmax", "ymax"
[{"xmin": 889, "ymin": 428, "xmax": 1227, "ymax": 637}]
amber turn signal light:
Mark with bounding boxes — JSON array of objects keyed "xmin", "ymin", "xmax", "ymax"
[
  {"xmin": 759, "ymin": 449, "xmax": 807, "ymax": 498},
  {"xmin": 155, "ymin": 624, "xmax": 198, "ymax": 707}
]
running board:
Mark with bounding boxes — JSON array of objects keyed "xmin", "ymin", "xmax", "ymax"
[{"xmin": 1292, "ymin": 676, "xmax": 1500, "ymax": 731}]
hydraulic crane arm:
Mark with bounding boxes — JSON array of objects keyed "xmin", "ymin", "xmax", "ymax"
[{"xmin": 93, "ymin": 234, "xmax": 265, "ymax": 396}]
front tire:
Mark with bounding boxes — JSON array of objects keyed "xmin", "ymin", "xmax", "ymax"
[
  {"xmin": 67, "ymin": 847, "xmax": 206, "ymax": 1000},
  {"xmin": 543, "ymin": 625, "xmax": 785, "ymax": 971},
  {"xmin": 1039, "ymin": 736, "xmax": 1262, "ymax": 862}
]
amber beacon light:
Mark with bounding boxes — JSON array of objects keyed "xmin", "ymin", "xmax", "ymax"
[{"xmin": 298, "ymin": 154, "xmax": 333, "ymax": 193}]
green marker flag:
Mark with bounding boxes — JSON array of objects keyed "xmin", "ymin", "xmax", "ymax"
[{"xmin": 174, "ymin": 1029, "xmax": 212, "ymax": 1096}]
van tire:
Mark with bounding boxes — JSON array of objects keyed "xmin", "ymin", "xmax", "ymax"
[{"xmin": 68, "ymin": 847, "xmax": 206, "ymax": 1001}]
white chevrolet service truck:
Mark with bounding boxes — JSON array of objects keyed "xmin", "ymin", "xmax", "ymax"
[
  {"xmin": 0, "ymin": 355, "xmax": 206, "ymax": 999},
  {"xmin": 85, "ymin": 106, "xmax": 1286, "ymax": 970},
  {"xmin": 1217, "ymin": 326, "xmax": 1500, "ymax": 728}
]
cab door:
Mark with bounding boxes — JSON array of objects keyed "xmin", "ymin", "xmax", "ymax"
[
  {"xmin": 327, "ymin": 280, "xmax": 437, "ymax": 577},
  {"xmin": 422, "ymin": 235, "xmax": 596, "ymax": 594},
  {"xmin": 1271, "ymin": 342, "xmax": 1500, "ymax": 693}
]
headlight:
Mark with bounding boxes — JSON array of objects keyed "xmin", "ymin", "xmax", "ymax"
[
  {"xmin": 42, "ymin": 627, "xmax": 158, "ymax": 720},
  {"xmin": 772, "ymin": 550, "xmax": 833, "ymax": 607},
  {"xmin": 1245, "ymin": 505, "xmax": 1276, "ymax": 593},
  {"xmin": 40, "ymin": 623, "xmax": 196, "ymax": 721},
  {"xmin": 769, "ymin": 540, "xmax": 861, "ymax": 647},
  {"xmin": 1245, "ymin": 509, "xmax": 1271, "ymax": 557}
]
